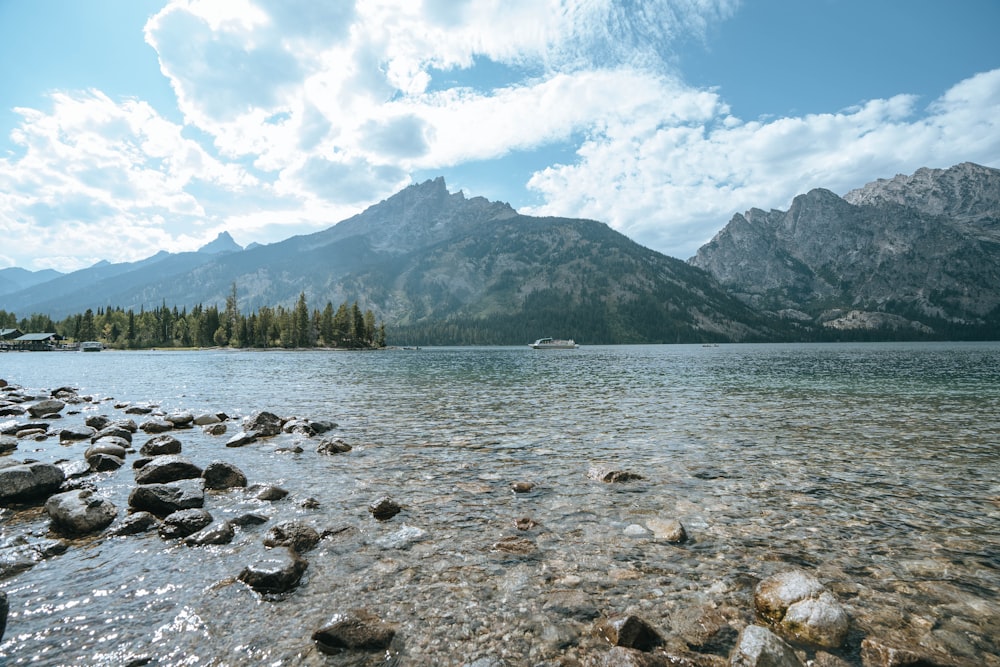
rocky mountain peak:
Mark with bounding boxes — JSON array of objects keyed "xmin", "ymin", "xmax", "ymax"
[
  {"xmin": 198, "ymin": 231, "xmax": 243, "ymax": 255},
  {"xmin": 843, "ymin": 162, "xmax": 1000, "ymax": 221}
]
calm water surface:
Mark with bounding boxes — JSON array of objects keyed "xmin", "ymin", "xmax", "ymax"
[{"xmin": 1, "ymin": 343, "xmax": 998, "ymax": 665}]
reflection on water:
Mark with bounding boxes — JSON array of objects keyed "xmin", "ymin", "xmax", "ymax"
[{"xmin": 1, "ymin": 342, "xmax": 998, "ymax": 665}]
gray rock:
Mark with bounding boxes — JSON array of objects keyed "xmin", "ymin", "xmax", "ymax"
[
  {"xmin": 316, "ymin": 437, "xmax": 352, "ymax": 454},
  {"xmin": 128, "ymin": 478, "xmax": 205, "ymax": 515},
  {"xmin": 85, "ymin": 440, "xmax": 128, "ymax": 460},
  {"xmin": 754, "ymin": 570, "xmax": 826, "ymax": 622},
  {"xmin": 729, "ymin": 624, "xmax": 803, "ymax": 667},
  {"xmin": 134, "ymin": 455, "xmax": 203, "ymax": 484},
  {"xmin": 595, "ymin": 615, "xmax": 663, "ymax": 652},
  {"xmin": 140, "ymin": 418, "xmax": 173, "ymax": 434},
  {"xmin": 92, "ymin": 424, "xmax": 134, "ymax": 443},
  {"xmin": 781, "ymin": 592, "xmax": 849, "ymax": 648},
  {"xmin": 85, "ymin": 415, "xmax": 111, "ymax": 430},
  {"xmin": 0, "ymin": 462, "xmax": 65, "ymax": 502},
  {"xmin": 44, "ymin": 489, "xmax": 117, "ymax": 535},
  {"xmin": 202, "ymin": 461, "xmax": 247, "ymax": 489},
  {"xmin": 588, "ymin": 466, "xmax": 644, "ymax": 483},
  {"xmin": 159, "ymin": 508, "xmax": 213, "ymax": 539},
  {"xmin": 87, "ymin": 453, "xmax": 125, "ymax": 472},
  {"xmin": 368, "ymin": 496, "xmax": 401, "ymax": 521},
  {"xmin": 243, "ymin": 411, "xmax": 283, "ymax": 437},
  {"xmin": 263, "ymin": 521, "xmax": 321, "ymax": 553},
  {"xmin": 140, "ymin": 434, "xmax": 182, "ymax": 456},
  {"xmin": 109, "ymin": 511, "xmax": 158, "ymax": 536},
  {"xmin": 225, "ymin": 430, "xmax": 256, "ymax": 447},
  {"xmin": 59, "ymin": 425, "xmax": 96, "ymax": 442},
  {"xmin": 193, "ymin": 413, "xmax": 222, "ymax": 426},
  {"xmin": 203, "ymin": 423, "xmax": 227, "ymax": 436},
  {"xmin": 250, "ymin": 483, "xmax": 288, "ymax": 501},
  {"xmin": 184, "ymin": 520, "xmax": 235, "ymax": 546},
  {"xmin": 312, "ymin": 611, "xmax": 396, "ymax": 653},
  {"xmin": 237, "ymin": 547, "xmax": 307, "ymax": 593},
  {"xmin": 28, "ymin": 399, "xmax": 65, "ymax": 418},
  {"xmin": 0, "ymin": 435, "xmax": 17, "ymax": 454},
  {"xmin": 165, "ymin": 411, "xmax": 194, "ymax": 427},
  {"xmin": 645, "ymin": 518, "xmax": 687, "ymax": 543}
]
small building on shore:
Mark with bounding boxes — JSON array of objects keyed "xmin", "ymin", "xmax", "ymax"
[{"xmin": 10, "ymin": 332, "xmax": 64, "ymax": 351}]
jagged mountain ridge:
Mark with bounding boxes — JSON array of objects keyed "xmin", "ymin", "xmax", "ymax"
[
  {"xmin": 0, "ymin": 178, "xmax": 784, "ymax": 343},
  {"xmin": 690, "ymin": 162, "xmax": 1000, "ymax": 335}
]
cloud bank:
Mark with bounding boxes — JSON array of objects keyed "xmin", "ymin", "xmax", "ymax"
[{"xmin": 1, "ymin": 0, "xmax": 998, "ymax": 271}]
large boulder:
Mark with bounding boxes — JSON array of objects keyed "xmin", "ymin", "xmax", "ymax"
[
  {"xmin": 202, "ymin": 461, "xmax": 247, "ymax": 490},
  {"xmin": 27, "ymin": 399, "xmax": 65, "ymax": 418},
  {"xmin": 0, "ymin": 462, "xmax": 65, "ymax": 503},
  {"xmin": 128, "ymin": 478, "xmax": 205, "ymax": 516},
  {"xmin": 243, "ymin": 411, "xmax": 283, "ymax": 437},
  {"xmin": 44, "ymin": 489, "xmax": 118, "ymax": 535},
  {"xmin": 237, "ymin": 547, "xmax": 307, "ymax": 593},
  {"xmin": 134, "ymin": 455, "xmax": 203, "ymax": 484},
  {"xmin": 754, "ymin": 571, "xmax": 849, "ymax": 649},
  {"xmin": 140, "ymin": 434, "xmax": 182, "ymax": 456}
]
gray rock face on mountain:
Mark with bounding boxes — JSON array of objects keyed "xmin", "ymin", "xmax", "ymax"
[{"xmin": 690, "ymin": 162, "xmax": 1000, "ymax": 335}]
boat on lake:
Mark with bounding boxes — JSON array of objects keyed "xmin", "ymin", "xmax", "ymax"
[
  {"xmin": 529, "ymin": 337, "xmax": 578, "ymax": 349},
  {"xmin": 80, "ymin": 341, "xmax": 103, "ymax": 352}
]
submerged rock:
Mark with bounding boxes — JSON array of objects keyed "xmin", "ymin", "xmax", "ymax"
[
  {"xmin": 44, "ymin": 489, "xmax": 117, "ymax": 535},
  {"xmin": 730, "ymin": 625, "xmax": 803, "ymax": 667},
  {"xmin": 588, "ymin": 466, "xmax": 644, "ymax": 483},
  {"xmin": 368, "ymin": 496, "xmax": 401, "ymax": 521},
  {"xmin": 645, "ymin": 518, "xmax": 687, "ymax": 543},
  {"xmin": 238, "ymin": 547, "xmax": 307, "ymax": 593},
  {"xmin": 184, "ymin": 520, "xmax": 235, "ymax": 547},
  {"xmin": 595, "ymin": 615, "xmax": 663, "ymax": 652},
  {"xmin": 312, "ymin": 611, "xmax": 396, "ymax": 654},
  {"xmin": 754, "ymin": 570, "xmax": 849, "ymax": 648},
  {"xmin": 109, "ymin": 511, "xmax": 158, "ymax": 536},
  {"xmin": 316, "ymin": 437, "xmax": 352, "ymax": 454}
]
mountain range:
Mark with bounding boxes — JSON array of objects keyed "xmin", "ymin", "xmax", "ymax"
[{"xmin": 2, "ymin": 163, "xmax": 998, "ymax": 344}]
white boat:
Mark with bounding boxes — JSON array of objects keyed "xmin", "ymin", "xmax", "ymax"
[
  {"xmin": 529, "ymin": 338, "xmax": 578, "ymax": 349},
  {"xmin": 80, "ymin": 341, "xmax": 103, "ymax": 352}
]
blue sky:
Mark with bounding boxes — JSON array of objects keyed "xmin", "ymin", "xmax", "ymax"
[{"xmin": 1, "ymin": 0, "xmax": 998, "ymax": 272}]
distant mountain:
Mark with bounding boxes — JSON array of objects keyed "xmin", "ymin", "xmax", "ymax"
[
  {"xmin": 198, "ymin": 231, "xmax": 243, "ymax": 255},
  {"xmin": 0, "ymin": 267, "xmax": 63, "ymax": 297},
  {"xmin": 0, "ymin": 178, "xmax": 788, "ymax": 344},
  {"xmin": 689, "ymin": 162, "xmax": 1000, "ymax": 338}
]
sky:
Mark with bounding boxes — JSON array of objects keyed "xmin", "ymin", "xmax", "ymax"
[{"xmin": 1, "ymin": 0, "xmax": 998, "ymax": 273}]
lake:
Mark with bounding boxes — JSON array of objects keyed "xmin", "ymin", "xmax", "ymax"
[{"xmin": 1, "ymin": 342, "xmax": 998, "ymax": 665}]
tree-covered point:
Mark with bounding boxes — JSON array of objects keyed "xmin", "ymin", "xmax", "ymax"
[{"xmin": 1, "ymin": 286, "xmax": 385, "ymax": 350}]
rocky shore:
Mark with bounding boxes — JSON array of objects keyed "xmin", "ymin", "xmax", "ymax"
[{"xmin": 0, "ymin": 376, "xmax": 996, "ymax": 666}]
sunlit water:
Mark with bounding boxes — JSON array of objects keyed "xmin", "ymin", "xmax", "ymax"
[{"xmin": 1, "ymin": 343, "xmax": 998, "ymax": 665}]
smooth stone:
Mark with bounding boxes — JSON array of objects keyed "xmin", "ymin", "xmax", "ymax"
[
  {"xmin": 193, "ymin": 413, "xmax": 222, "ymax": 425},
  {"xmin": 250, "ymin": 484, "xmax": 288, "ymax": 501},
  {"xmin": 134, "ymin": 455, "xmax": 203, "ymax": 484},
  {"xmin": 0, "ymin": 462, "xmax": 65, "ymax": 502},
  {"xmin": 645, "ymin": 518, "xmax": 688, "ymax": 543},
  {"xmin": 202, "ymin": 461, "xmax": 247, "ymax": 490},
  {"xmin": 312, "ymin": 612, "xmax": 396, "ymax": 654},
  {"xmin": 511, "ymin": 481, "xmax": 534, "ymax": 493},
  {"xmin": 109, "ymin": 511, "xmax": 158, "ymax": 536},
  {"xmin": 316, "ymin": 437, "xmax": 351, "ymax": 454},
  {"xmin": 237, "ymin": 547, "xmax": 307, "ymax": 593},
  {"xmin": 263, "ymin": 521, "xmax": 321, "ymax": 553},
  {"xmin": 376, "ymin": 525, "xmax": 428, "ymax": 550},
  {"xmin": 85, "ymin": 440, "xmax": 128, "ymax": 460},
  {"xmin": 44, "ymin": 489, "xmax": 117, "ymax": 535},
  {"xmin": 165, "ymin": 411, "xmax": 194, "ymax": 427},
  {"xmin": 28, "ymin": 399, "xmax": 65, "ymax": 418},
  {"xmin": 140, "ymin": 434, "xmax": 182, "ymax": 456},
  {"xmin": 140, "ymin": 418, "xmax": 174, "ymax": 434},
  {"xmin": 0, "ymin": 435, "xmax": 17, "ymax": 454},
  {"xmin": 754, "ymin": 570, "xmax": 827, "ymax": 622},
  {"xmin": 225, "ymin": 430, "xmax": 256, "ymax": 447},
  {"xmin": 159, "ymin": 508, "xmax": 213, "ymax": 539},
  {"xmin": 87, "ymin": 453, "xmax": 125, "ymax": 472},
  {"xmin": 59, "ymin": 425, "xmax": 96, "ymax": 442},
  {"xmin": 184, "ymin": 520, "xmax": 235, "ymax": 546},
  {"xmin": 729, "ymin": 625, "xmax": 803, "ymax": 667},
  {"xmin": 128, "ymin": 478, "xmax": 205, "ymax": 516},
  {"xmin": 781, "ymin": 592, "xmax": 849, "ymax": 648}
]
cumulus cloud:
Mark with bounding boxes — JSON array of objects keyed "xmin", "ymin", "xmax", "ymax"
[{"xmin": 1, "ymin": 0, "xmax": 997, "ymax": 272}]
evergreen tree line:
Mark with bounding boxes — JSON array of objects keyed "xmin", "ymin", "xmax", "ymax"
[{"xmin": 0, "ymin": 286, "xmax": 385, "ymax": 350}]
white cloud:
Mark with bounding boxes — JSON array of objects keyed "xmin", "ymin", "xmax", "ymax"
[
  {"xmin": 2, "ymin": 0, "xmax": 997, "ymax": 274},
  {"xmin": 525, "ymin": 70, "xmax": 1000, "ymax": 259}
]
